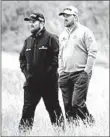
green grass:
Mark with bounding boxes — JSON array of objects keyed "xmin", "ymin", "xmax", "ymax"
[{"xmin": 2, "ymin": 53, "xmax": 109, "ymax": 136}]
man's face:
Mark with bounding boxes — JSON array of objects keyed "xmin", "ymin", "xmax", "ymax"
[
  {"xmin": 29, "ymin": 20, "xmax": 40, "ymax": 34},
  {"xmin": 63, "ymin": 14, "xmax": 76, "ymax": 27}
]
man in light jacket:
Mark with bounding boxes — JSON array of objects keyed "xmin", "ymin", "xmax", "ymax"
[{"xmin": 58, "ymin": 6, "xmax": 98, "ymax": 126}]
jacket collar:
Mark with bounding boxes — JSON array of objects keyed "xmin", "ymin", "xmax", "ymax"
[
  {"xmin": 32, "ymin": 27, "xmax": 46, "ymax": 38},
  {"xmin": 65, "ymin": 22, "xmax": 79, "ymax": 34}
]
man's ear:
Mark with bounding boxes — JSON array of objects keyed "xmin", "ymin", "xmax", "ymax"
[
  {"xmin": 73, "ymin": 15, "xmax": 78, "ymax": 21},
  {"xmin": 40, "ymin": 22, "xmax": 44, "ymax": 29}
]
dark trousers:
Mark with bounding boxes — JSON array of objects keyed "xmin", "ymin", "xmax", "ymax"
[
  {"xmin": 19, "ymin": 76, "xmax": 64, "ymax": 133},
  {"xmin": 59, "ymin": 70, "xmax": 94, "ymax": 124}
]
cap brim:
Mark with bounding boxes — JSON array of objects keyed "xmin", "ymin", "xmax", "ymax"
[
  {"xmin": 24, "ymin": 18, "xmax": 31, "ymax": 21},
  {"xmin": 24, "ymin": 17, "xmax": 36, "ymax": 21},
  {"xmin": 59, "ymin": 11, "xmax": 74, "ymax": 16},
  {"xmin": 59, "ymin": 12, "xmax": 64, "ymax": 16}
]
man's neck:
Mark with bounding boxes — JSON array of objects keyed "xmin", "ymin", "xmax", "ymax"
[
  {"xmin": 32, "ymin": 27, "xmax": 45, "ymax": 37},
  {"xmin": 66, "ymin": 22, "xmax": 79, "ymax": 33},
  {"xmin": 36, "ymin": 27, "xmax": 44, "ymax": 36}
]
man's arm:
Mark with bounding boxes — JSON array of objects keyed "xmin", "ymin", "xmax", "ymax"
[
  {"xmin": 19, "ymin": 40, "xmax": 27, "ymax": 78},
  {"xmin": 84, "ymin": 29, "xmax": 98, "ymax": 74},
  {"xmin": 58, "ymin": 35, "xmax": 65, "ymax": 75},
  {"xmin": 49, "ymin": 35, "xmax": 59, "ymax": 73}
]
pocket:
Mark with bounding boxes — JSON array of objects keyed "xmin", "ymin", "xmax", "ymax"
[
  {"xmin": 23, "ymin": 81, "xmax": 28, "ymax": 90},
  {"xmin": 59, "ymin": 71, "xmax": 65, "ymax": 77},
  {"xmin": 46, "ymin": 66, "xmax": 52, "ymax": 73},
  {"xmin": 82, "ymin": 71, "xmax": 88, "ymax": 76},
  {"xmin": 38, "ymin": 48, "xmax": 47, "ymax": 61},
  {"xmin": 25, "ymin": 49, "xmax": 32, "ymax": 55},
  {"xmin": 22, "ymin": 69, "xmax": 27, "ymax": 79},
  {"xmin": 81, "ymin": 71, "xmax": 88, "ymax": 79},
  {"xmin": 58, "ymin": 72, "xmax": 68, "ymax": 83},
  {"xmin": 25, "ymin": 50, "xmax": 32, "ymax": 63},
  {"xmin": 81, "ymin": 71, "xmax": 92, "ymax": 80},
  {"xmin": 36, "ymin": 47, "xmax": 48, "ymax": 71},
  {"xmin": 76, "ymin": 72, "xmax": 88, "ymax": 85}
]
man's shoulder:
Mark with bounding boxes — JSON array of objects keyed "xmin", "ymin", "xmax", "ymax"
[
  {"xmin": 60, "ymin": 28, "xmax": 67, "ymax": 35},
  {"xmin": 80, "ymin": 24, "xmax": 93, "ymax": 34},
  {"xmin": 46, "ymin": 30, "xmax": 58, "ymax": 40},
  {"xmin": 25, "ymin": 35, "xmax": 32, "ymax": 42}
]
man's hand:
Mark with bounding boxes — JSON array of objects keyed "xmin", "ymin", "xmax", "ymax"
[{"xmin": 26, "ymin": 73, "xmax": 33, "ymax": 83}]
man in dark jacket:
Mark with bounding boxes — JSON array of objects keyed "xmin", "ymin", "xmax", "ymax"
[{"xmin": 18, "ymin": 12, "xmax": 64, "ymax": 133}]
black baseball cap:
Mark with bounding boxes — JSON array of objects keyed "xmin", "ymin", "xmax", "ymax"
[{"xmin": 24, "ymin": 12, "xmax": 45, "ymax": 22}]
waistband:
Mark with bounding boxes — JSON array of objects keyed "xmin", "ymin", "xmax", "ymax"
[{"xmin": 64, "ymin": 70, "xmax": 84, "ymax": 75}]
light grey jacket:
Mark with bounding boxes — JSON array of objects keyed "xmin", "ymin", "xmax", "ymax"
[{"xmin": 58, "ymin": 23, "xmax": 98, "ymax": 75}]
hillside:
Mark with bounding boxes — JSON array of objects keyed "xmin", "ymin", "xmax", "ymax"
[{"xmin": 1, "ymin": 1, "xmax": 109, "ymax": 67}]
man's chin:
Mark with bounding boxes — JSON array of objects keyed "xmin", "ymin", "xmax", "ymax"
[
  {"xmin": 65, "ymin": 24, "xmax": 73, "ymax": 28},
  {"xmin": 65, "ymin": 25, "xmax": 69, "ymax": 27},
  {"xmin": 64, "ymin": 23, "xmax": 70, "ymax": 27},
  {"xmin": 31, "ymin": 28, "xmax": 40, "ymax": 34},
  {"xmin": 31, "ymin": 29, "xmax": 36, "ymax": 34}
]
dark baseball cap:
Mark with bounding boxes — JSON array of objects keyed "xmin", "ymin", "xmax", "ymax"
[{"xmin": 24, "ymin": 12, "xmax": 45, "ymax": 22}]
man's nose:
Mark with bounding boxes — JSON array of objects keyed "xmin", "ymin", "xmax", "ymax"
[
  {"xmin": 29, "ymin": 21, "xmax": 33, "ymax": 25},
  {"xmin": 64, "ymin": 18, "xmax": 68, "ymax": 21},
  {"xmin": 63, "ymin": 16, "xmax": 68, "ymax": 20},
  {"xmin": 29, "ymin": 23, "xmax": 34, "ymax": 27}
]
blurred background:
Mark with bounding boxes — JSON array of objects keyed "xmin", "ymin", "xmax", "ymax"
[
  {"xmin": 1, "ymin": 1, "xmax": 109, "ymax": 67},
  {"xmin": 1, "ymin": 1, "xmax": 109, "ymax": 136}
]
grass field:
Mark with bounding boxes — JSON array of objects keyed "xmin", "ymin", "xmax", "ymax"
[{"xmin": 2, "ymin": 52, "xmax": 109, "ymax": 136}]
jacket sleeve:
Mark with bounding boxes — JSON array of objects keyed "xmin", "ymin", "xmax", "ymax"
[
  {"xmin": 84, "ymin": 29, "xmax": 98, "ymax": 74},
  {"xmin": 49, "ymin": 35, "xmax": 59, "ymax": 73},
  {"xmin": 58, "ymin": 35, "xmax": 65, "ymax": 75},
  {"xmin": 19, "ymin": 40, "xmax": 27, "ymax": 78}
]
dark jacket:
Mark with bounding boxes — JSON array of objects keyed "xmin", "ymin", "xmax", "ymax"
[{"xmin": 19, "ymin": 28, "xmax": 59, "ymax": 82}]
